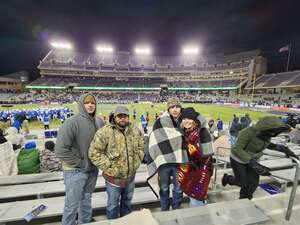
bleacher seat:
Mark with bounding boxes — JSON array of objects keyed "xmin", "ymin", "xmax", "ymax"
[{"xmin": 44, "ymin": 131, "xmax": 51, "ymax": 139}]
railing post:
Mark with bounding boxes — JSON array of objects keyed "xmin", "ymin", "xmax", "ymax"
[{"xmin": 285, "ymin": 157, "xmax": 300, "ymax": 220}]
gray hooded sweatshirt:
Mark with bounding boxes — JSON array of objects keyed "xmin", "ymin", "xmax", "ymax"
[{"xmin": 55, "ymin": 94, "xmax": 104, "ymax": 172}]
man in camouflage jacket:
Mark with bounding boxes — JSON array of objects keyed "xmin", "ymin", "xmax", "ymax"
[{"xmin": 89, "ymin": 105, "xmax": 144, "ymax": 219}]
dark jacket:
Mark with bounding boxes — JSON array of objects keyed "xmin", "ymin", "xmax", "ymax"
[
  {"xmin": 231, "ymin": 116, "xmax": 288, "ymax": 163},
  {"xmin": 240, "ymin": 116, "xmax": 249, "ymax": 130},
  {"xmin": 230, "ymin": 117, "xmax": 241, "ymax": 137},
  {"xmin": 55, "ymin": 94, "xmax": 104, "ymax": 172}
]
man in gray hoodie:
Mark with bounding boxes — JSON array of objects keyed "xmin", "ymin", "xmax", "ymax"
[{"xmin": 55, "ymin": 94, "xmax": 104, "ymax": 225}]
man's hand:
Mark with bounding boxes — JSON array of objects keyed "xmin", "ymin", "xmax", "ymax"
[
  {"xmin": 277, "ymin": 145, "xmax": 299, "ymax": 159},
  {"xmin": 248, "ymin": 159, "xmax": 271, "ymax": 176}
]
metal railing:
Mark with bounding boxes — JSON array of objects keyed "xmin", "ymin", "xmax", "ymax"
[
  {"xmin": 213, "ymin": 146, "xmax": 231, "ymax": 189},
  {"xmin": 262, "ymin": 152, "xmax": 300, "ymax": 221},
  {"xmin": 213, "ymin": 146, "xmax": 300, "ymax": 221}
]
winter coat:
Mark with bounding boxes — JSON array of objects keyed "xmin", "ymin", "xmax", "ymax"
[
  {"xmin": 89, "ymin": 122, "xmax": 144, "ymax": 181},
  {"xmin": 231, "ymin": 116, "xmax": 287, "ymax": 163},
  {"xmin": 229, "ymin": 118, "xmax": 241, "ymax": 137},
  {"xmin": 5, "ymin": 127, "xmax": 26, "ymax": 149},
  {"xmin": 0, "ymin": 141, "xmax": 18, "ymax": 176},
  {"xmin": 289, "ymin": 127, "xmax": 300, "ymax": 144},
  {"xmin": 40, "ymin": 149, "xmax": 62, "ymax": 172},
  {"xmin": 55, "ymin": 94, "xmax": 104, "ymax": 172},
  {"xmin": 17, "ymin": 147, "xmax": 40, "ymax": 174}
]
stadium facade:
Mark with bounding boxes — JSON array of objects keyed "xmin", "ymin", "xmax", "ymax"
[{"xmin": 27, "ymin": 49, "xmax": 266, "ymax": 96}]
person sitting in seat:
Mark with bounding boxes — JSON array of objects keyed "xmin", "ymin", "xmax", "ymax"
[
  {"xmin": 40, "ymin": 141, "xmax": 62, "ymax": 172},
  {"xmin": 0, "ymin": 129, "xmax": 18, "ymax": 176},
  {"xmin": 289, "ymin": 124, "xmax": 300, "ymax": 145},
  {"xmin": 5, "ymin": 126, "xmax": 26, "ymax": 151}
]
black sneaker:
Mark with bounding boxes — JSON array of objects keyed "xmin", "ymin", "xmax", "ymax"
[{"xmin": 222, "ymin": 173, "xmax": 228, "ymax": 186}]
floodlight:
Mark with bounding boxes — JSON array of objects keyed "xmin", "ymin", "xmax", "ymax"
[
  {"xmin": 134, "ymin": 46, "xmax": 152, "ymax": 55},
  {"xmin": 49, "ymin": 41, "xmax": 73, "ymax": 50},
  {"xmin": 96, "ymin": 44, "xmax": 114, "ymax": 53},
  {"xmin": 182, "ymin": 45, "xmax": 200, "ymax": 55}
]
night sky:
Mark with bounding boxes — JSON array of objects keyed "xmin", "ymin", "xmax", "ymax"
[{"xmin": 0, "ymin": 0, "xmax": 299, "ymax": 81}]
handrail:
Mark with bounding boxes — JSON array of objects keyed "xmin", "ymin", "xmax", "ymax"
[
  {"xmin": 263, "ymin": 153, "xmax": 300, "ymax": 221},
  {"xmin": 213, "ymin": 146, "xmax": 231, "ymax": 189},
  {"xmin": 213, "ymin": 146, "xmax": 299, "ymax": 221},
  {"xmin": 285, "ymin": 157, "xmax": 300, "ymax": 220}
]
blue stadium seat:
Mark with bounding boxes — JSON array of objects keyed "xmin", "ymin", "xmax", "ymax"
[
  {"xmin": 51, "ymin": 130, "xmax": 58, "ymax": 138},
  {"xmin": 44, "ymin": 131, "xmax": 51, "ymax": 139}
]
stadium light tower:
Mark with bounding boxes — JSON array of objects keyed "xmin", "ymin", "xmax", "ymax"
[
  {"xmin": 134, "ymin": 46, "xmax": 152, "ymax": 55},
  {"xmin": 95, "ymin": 44, "xmax": 114, "ymax": 53},
  {"xmin": 49, "ymin": 41, "xmax": 73, "ymax": 50},
  {"xmin": 182, "ymin": 45, "xmax": 200, "ymax": 55}
]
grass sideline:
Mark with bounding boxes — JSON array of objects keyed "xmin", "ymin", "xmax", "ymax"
[{"xmin": 0, "ymin": 103, "xmax": 274, "ymax": 130}]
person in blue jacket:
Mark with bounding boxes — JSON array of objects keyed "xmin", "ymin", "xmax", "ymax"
[
  {"xmin": 140, "ymin": 114, "xmax": 148, "ymax": 134},
  {"xmin": 216, "ymin": 118, "xmax": 223, "ymax": 131},
  {"xmin": 43, "ymin": 113, "xmax": 50, "ymax": 130}
]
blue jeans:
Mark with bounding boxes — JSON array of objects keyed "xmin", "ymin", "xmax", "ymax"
[
  {"xmin": 105, "ymin": 180, "xmax": 135, "ymax": 219},
  {"xmin": 159, "ymin": 165, "xmax": 183, "ymax": 211},
  {"xmin": 189, "ymin": 197, "xmax": 206, "ymax": 207},
  {"xmin": 62, "ymin": 168, "xmax": 98, "ymax": 225}
]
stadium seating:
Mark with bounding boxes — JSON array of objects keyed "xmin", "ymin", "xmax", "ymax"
[
  {"xmin": 19, "ymin": 49, "xmax": 262, "ymax": 104},
  {"xmin": 254, "ymin": 71, "xmax": 300, "ymax": 88},
  {"xmin": 0, "ymin": 155, "xmax": 299, "ymax": 224},
  {"xmin": 85, "ymin": 199, "xmax": 269, "ymax": 225},
  {"xmin": 0, "ymin": 171, "xmax": 148, "ymax": 202},
  {"xmin": 35, "ymin": 49, "xmax": 257, "ymax": 88}
]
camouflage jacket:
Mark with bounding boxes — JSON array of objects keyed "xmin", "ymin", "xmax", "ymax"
[
  {"xmin": 89, "ymin": 124, "xmax": 144, "ymax": 179},
  {"xmin": 40, "ymin": 149, "xmax": 62, "ymax": 172}
]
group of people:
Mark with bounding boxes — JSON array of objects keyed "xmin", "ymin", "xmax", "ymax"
[
  {"xmin": 53, "ymin": 94, "xmax": 215, "ymax": 224},
  {"xmin": 229, "ymin": 113, "xmax": 252, "ymax": 145},
  {"xmin": 0, "ymin": 127, "xmax": 62, "ymax": 176},
  {"xmin": 146, "ymin": 98, "xmax": 214, "ymax": 210},
  {"xmin": 14, "ymin": 92, "xmax": 294, "ymax": 225},
  {"xmin": 0, "ymin": 107, "xmax": 73, "ymax": 132}
]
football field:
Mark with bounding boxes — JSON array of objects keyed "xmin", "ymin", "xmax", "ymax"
[{"xmin": 0, "ymin": 103, "xmax": 274, "ymax": 130}]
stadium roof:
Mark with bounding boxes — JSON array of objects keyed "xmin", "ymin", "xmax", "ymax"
[{"xmin": 25, "ymin": 86, "xmax": 238, "ymax": 91}]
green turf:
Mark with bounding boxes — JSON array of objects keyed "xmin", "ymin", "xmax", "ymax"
[{"xmin": 0, "ymin": 103, "xmax": 274, "ymax": 130}]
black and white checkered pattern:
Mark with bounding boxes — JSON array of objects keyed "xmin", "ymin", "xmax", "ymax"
[{"xmin": 147, "ymin": 112, "xmax": 189, "ymax": 177}]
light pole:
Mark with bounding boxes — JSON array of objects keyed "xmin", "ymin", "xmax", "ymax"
[{"xmin": 251, "ymin": 74, "xmax": 256, "ymax": 102}]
